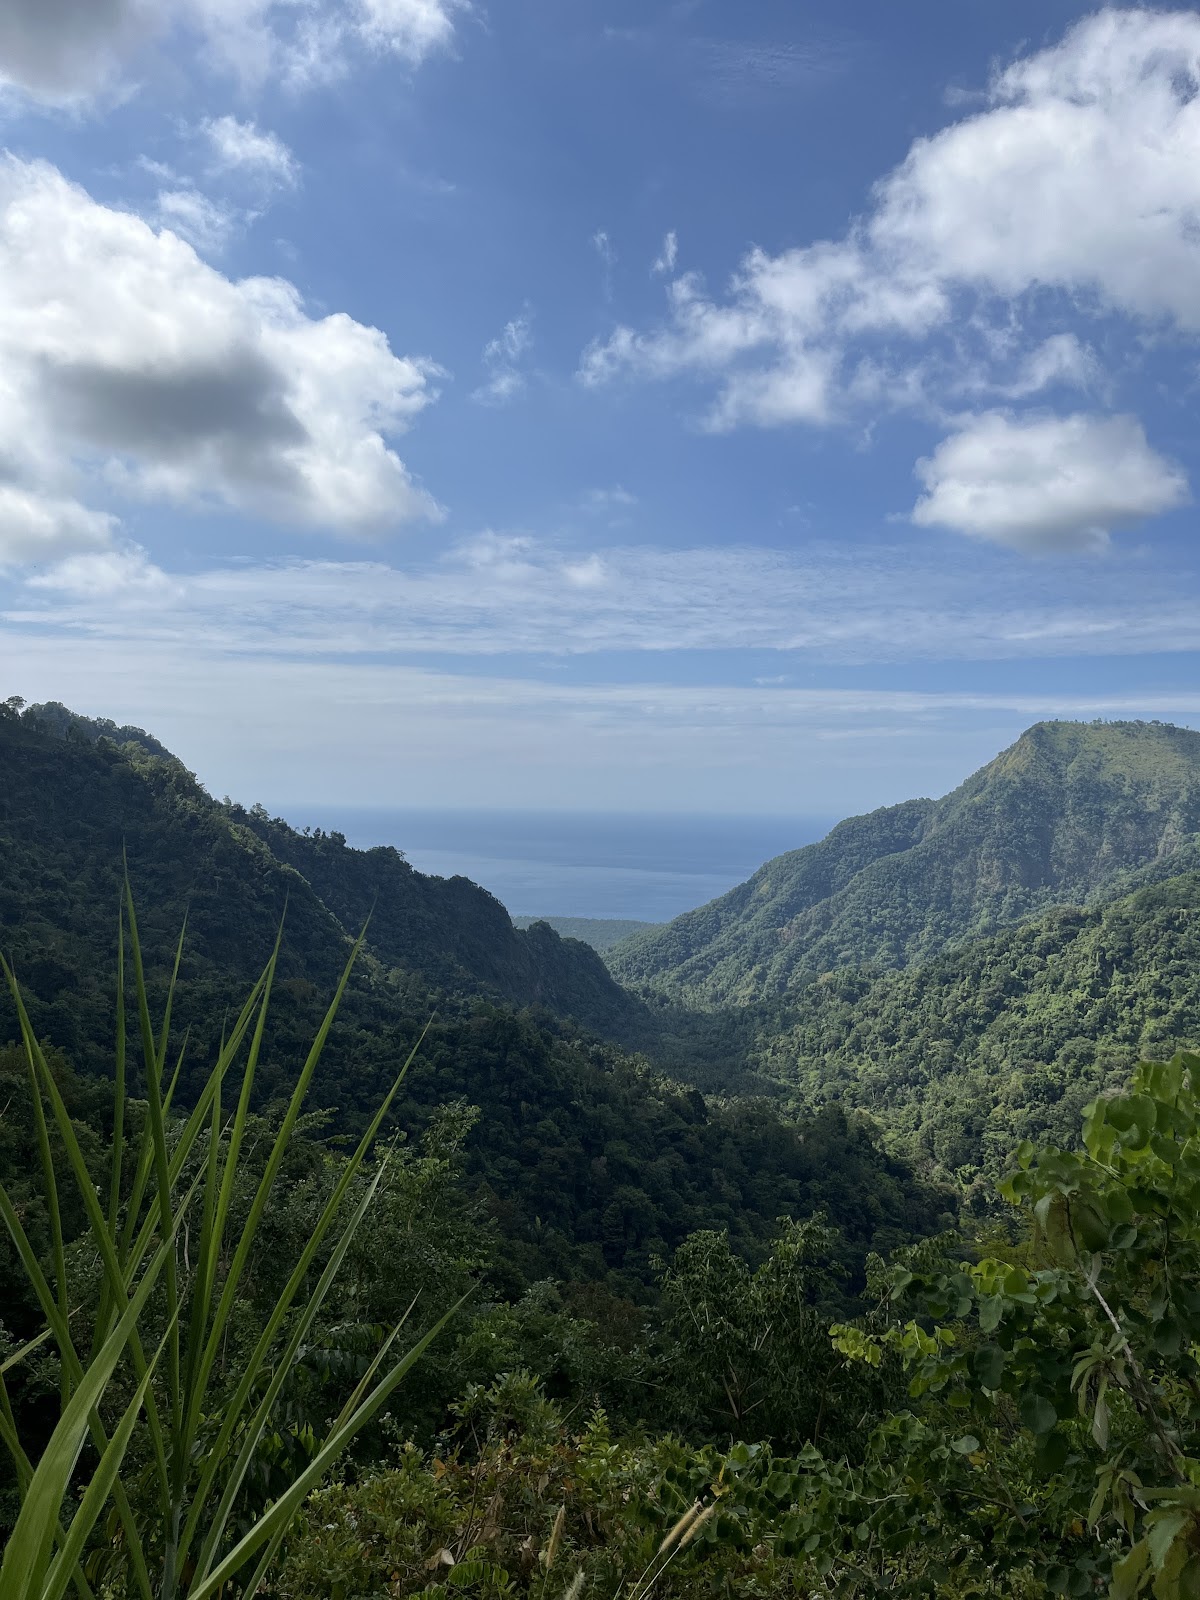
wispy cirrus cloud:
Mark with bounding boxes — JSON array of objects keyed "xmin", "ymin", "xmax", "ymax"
[
  {"xmin": 201, "ymin": 115, "xmax": 299, "ymax": 190},
  {"xmin": 9, "ymin": 535, "xmax": 1199, "ymax": 667},
  {"xmin": 5, "ymin": 627, "xmax": 1200, "ymax": 812},
  {"xmin": 472, "ymin": 314, "xmax": 533, "ymax": 406}
]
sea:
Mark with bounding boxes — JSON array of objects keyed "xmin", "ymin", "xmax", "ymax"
[{"xmin": 269, "ymin": 808, "xmax": 839, "ymax": 923}]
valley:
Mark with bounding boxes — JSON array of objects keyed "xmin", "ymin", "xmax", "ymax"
[{"xmin": 7, "ymin": 699, "xmax": 1200, "ymax": 1597}]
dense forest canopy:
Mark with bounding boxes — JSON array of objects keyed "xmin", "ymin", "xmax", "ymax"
[
  {"xmin": 0, "ymin": 697, "xmax": 942, "ymax": 1301},
  {"xmin": 610, "ymin": 720, "xmax": 1200, "ymax": 1006},
  {"xmin": 11, "ymin": 700, "xmax": 1200, "ymax": 1595}
]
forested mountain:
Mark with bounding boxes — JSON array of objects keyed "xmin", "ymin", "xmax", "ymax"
[
  {"xmin": 14, "ymin": 698, "xmax": 1200, "ymax": 1598},
  {"xmin": 0, "ymin": 698, "xmax": 943, "ymax": 1297},
  {"xmin": 0, "ymin": 700, "xmax": 647, "ymax": 1051},
  {"xmin": 609, "ymin": 720, "xmax": 1200, "ymax": 1005},
  {"xmin": 510, "ymin": 915, "xmax": 660, "ymax": 951},
  {"xmin": 747, "ymin": 866, "xmax": 1200, "ymax": 1182}
]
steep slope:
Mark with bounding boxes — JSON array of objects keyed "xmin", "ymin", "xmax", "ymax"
[
  {"xmin": 0, "ymin": 701, "xmax": 648, "ymax": 1054},
  {"xmin": 610, "ymin": 721, "xmax": 1200, "ymax": 1005},
  {"xmin": 0, "ymin": 699, "xmax": 947, "ymax": 1290},
  {"xmin": 753, "ymin": 868, "xmax": 1200, "ymax": 1179}
]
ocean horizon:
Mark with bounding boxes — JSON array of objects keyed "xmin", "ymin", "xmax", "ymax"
[{"xmin": 265, "ymin": 807, "xmax": 839, "ymax": 922}]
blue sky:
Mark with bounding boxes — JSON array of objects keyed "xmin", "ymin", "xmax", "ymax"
[{"xmin": 1, "ymin": 0, "xmax": 1199, "ymax": 815}]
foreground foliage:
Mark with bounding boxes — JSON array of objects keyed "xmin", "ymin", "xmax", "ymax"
[
  {"xmin": 273, "ymin": 1051, "xmax": 1200, "ymax": 1598},
  {"xmin": 0, "ymin": 891, "xmax": 456, "ymax": 1600}
]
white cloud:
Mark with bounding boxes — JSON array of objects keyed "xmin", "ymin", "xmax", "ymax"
[
  {"xmin": 651, "ymin": 230, "xmax": 678, "ymax": 276},
  {"xmin": 581, "ymin": 485, "xmax": 637, "ymax": 518},
  {"xmin": 868, "ymin": 9, "xmax": 1200, "ymax": 327},
  {"xmin": 27, "ymin": 545, "xmax": 178, "ymax": 597},
  {"xmin": 581, "ymin": 8, "xmax": 1200, "ymax": 529},
  {"xmin": 155, "ymin": 186, "xmax": 239, "ymax": 253},
  {"xmin": 0, "ymin": 156, "xmax": 442, "ymax": 550},
  {"xmin": 355, "ymin": 0, "xmax": 463, "ymax": 64},
  {"xmin": 0, "ymin": 0, "xmax": 152, "ymax": 103},
  {"xmin": 6, "ymin": 630, "xmax": 1200, "ymax": 813},
  {"xmin": 593, "ymin": 229, "xmax": 616, "ymax": 299},
  {"xmin": 472, "ymin": 314, "xmax": 532, "ymax": 406},
  {"xmin": 0, "ymin": 486, "xmax": 117, "ymax": 566},
  {"xmin": 0, "ymin": 0, "xmax": 464, "ymax": 106},
  {"xmin": 580, "ymin": 250, "xmax": 865, "ymax": 427},
  {"xmin": 202, "ymin": 115, "xmax": 298, "ymax": 189},
  {"xmin": 1002, "ymin": 335, "xmax": 1100, "ymax": 399},
  {"xmin": 911, "ymin": 412, "xmax": 1189, "ymax": 551},
  {"xmin": 9, "ymin": 532, "xmax": 1200, "ymax": 666}
]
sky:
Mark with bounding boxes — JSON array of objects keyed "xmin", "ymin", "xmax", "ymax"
[{"xmin": 1, "ymin": 0, "xmax": 1200, "ymax": 816}]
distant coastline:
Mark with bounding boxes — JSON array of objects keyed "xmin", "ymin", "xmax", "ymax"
[{"xmin": 264, "ymin": 807, "xmax": 838, "ymax": 921}]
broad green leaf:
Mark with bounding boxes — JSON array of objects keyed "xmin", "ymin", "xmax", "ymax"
[{"xmin": 1019, "ymin": 1392, "xmax": 1057, "ymax": 1435}]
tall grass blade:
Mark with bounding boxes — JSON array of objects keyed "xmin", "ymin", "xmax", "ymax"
[
  {"xmin": 0, "ymin": 1205, "xmax": 187, "ymax": 1600},
  {"xmin": 178, "ymin": 1022, "xmax": 430, "ymax": 1565},
  {"xmin": 6, "ymin": 969, "xmax": 174, "ymax": 1526},
  {"xmin": 189, "ymin": 930, "xmax": 363, "ymax": 1436},
  {"xmin": 121, "ymin": 877, "xmax": 182, "ymax": 1465},
  {"xmin": 190, "ymin": 1158, "xmax": 398, "ymax": 1577},
  {"xmin": 109, "ymin": 906, "xmax": 126, "ymax": 1238},
  {"xmin": 189, "ymin": 1294, "xmax": 467, "ymax": 1600},
  {"xmin": 40, "ymin": 1335, "xmax": 166, "ymax": 1600}
]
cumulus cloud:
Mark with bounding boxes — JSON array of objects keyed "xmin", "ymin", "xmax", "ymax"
[
  {"xmin": 581, "ymin": 8, "xmax": 1200, "ymax": 536},
  {"xmin": 155, "ymin": 186, "xmax": 239, "ymax": 253},
  {"xmin": 472, "ymin": 315, "xmax": 532, "ymax": 406},
  {"xmin": 0, "ymin": 486, "xmax": 117, "ymax": 566},
  {"xmin": 868, "ymin": 9, "xmax": 1200, "ymax": 326},
  {"xmin": 0, "ymin": 0, "xmax": 153, "ymax": 102},
  {"xmin": 202, "ymin": 115, "xmax": 298, "ymax": 189},
  {"xmin": 911, "ymin": 412, "xmax": 1189, "ymax": 551},
  {"xmin": 0, "ymin": 0, "xmax": 464, "ymax": 105},
  {"xmin": 0, "ymin": 156, "xmax": 442, "ymax": 552}
]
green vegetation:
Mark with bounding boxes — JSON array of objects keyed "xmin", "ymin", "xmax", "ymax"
[
  {"xmin": 511, "ymin": 918, "xmax": 660, "ymax": 953},
  {"xmin": 610, "ymin": 721, "xmax": 1200, "ymax": 1006},
  {"xmin": 751, "ymin": 869, "xmax": 1200, "ymax": 1181},
  {"xmin": 0, "ymin": 890, "xmax": 454, "ymax": 1600},
  {"xmin": 15, "ymin": 704, "xmax": 1200, "ymax": 1595},
  {"xmin": 276, "ymin": 1056, "xmax": 1200, "ymax": 1598},
  {"xmin": 0, "ymin": 698, "xmax": 941, "ymax": 1300},
  {"xmin": 0, "ymin": 700, "xmax": 649, "ymax": 1054}
]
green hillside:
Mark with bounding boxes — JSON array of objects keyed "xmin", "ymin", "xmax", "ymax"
[
  {"xmin": 511, "ymin": 915, "xmax": 660, "ymax": 951},
  {"xmin": 609, "ymin": 720, "xmax": 1200, "ymax": 1005},
  {"xmin": 0, "ymin": 698, "xmax": 944, "ymax": 1294},
  {"xmin": 751, "ymin": 867, "xmax": 1200, "ymax": 1180},
  {"xmin": 0, "ymin": 700, "xmax": 648, "ymax": 1054}
]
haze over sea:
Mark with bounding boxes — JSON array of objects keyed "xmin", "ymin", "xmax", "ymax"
[{"xmin": 273, "ymin": 809, "xmax": 837, "ymax": 923}]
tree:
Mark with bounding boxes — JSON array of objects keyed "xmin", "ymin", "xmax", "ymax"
[{"xmin": 827, "ymin": 1050, "xmax": 1200, "ymax": 1597}]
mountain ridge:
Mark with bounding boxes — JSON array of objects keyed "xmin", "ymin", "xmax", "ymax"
[
  {"xmin": 608, "ymin": 720, "xmax": 1200, "ymax": 1006},
  {"xmin": 0, "ymin": 700, "xmax": 650, "ymax": 1052}
]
